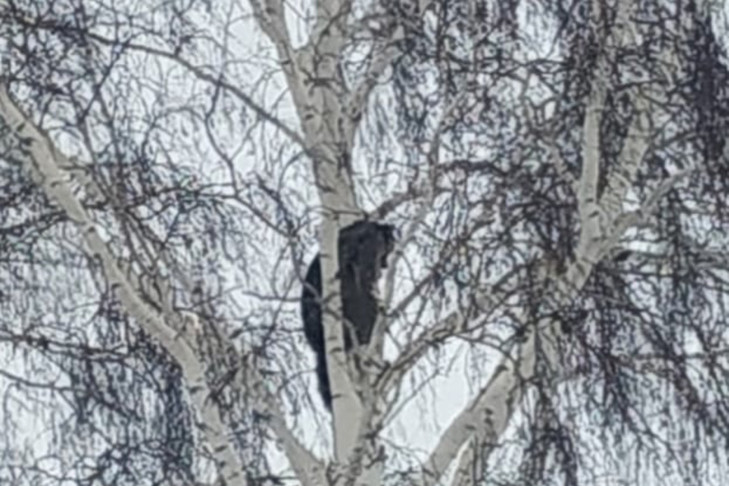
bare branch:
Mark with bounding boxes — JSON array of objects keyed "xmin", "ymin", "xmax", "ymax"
[
  {"xmin": 0, "ymin": 84, "xmax": 326, "ymax": 486},
  {"xmin": 0, "ymin": 83, "xmax": 249, "ymax": 486}
]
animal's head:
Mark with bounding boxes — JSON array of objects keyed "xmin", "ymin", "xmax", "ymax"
[{"xmin": 338, "ymin": 220, "xmax": 397, "ymax": 270}]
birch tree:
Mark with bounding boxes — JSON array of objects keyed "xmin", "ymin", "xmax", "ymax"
[{"xmin": 1, "ymin": 0, "xmax": 729, "ymax": 485}]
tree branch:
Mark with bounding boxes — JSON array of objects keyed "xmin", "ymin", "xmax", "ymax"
[
  {"xmin": 416, "ymin": 1, "xmax": 664, "ymax": 482},
  {"xmin": 0, "ymin": 83, "xmax": 248, "ymax": 486},
  {"xmin": 0, "ymin": 84, "xmax": 325, "ymax": 486}
]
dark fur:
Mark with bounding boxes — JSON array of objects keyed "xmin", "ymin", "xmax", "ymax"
[{"xmin": 301, "ymin": 221, "xmax": 396, "ymax": 410}]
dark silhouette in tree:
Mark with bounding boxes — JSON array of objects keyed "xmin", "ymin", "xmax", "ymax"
[{"xmin": 301, "ymin": 221, "xmax": 396, "ymax": 410}]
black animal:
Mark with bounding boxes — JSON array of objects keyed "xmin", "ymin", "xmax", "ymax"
[{"xmin": 301, "ymin": 221, "xmax": 396, "ymax": 410}]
